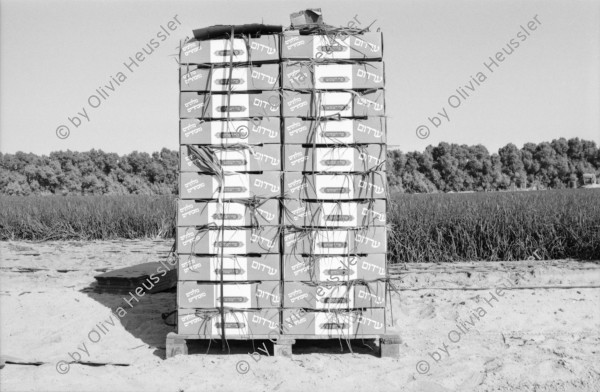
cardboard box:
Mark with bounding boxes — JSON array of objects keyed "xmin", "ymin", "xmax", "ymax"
[
  {"xmin": 283, "ymin": 172, "xmax": 387, "ymax": 200},
  {"xmin": 178, "ymin": 308, "xmax": 280, "ymax": 336},
  {"xmin": 180, "ymin": 172, "xmax": 282, "ymax": 199},
  {"xmin": 180, "ymin": 91, "xmax": 280, "ymax": 119},
  {"xmin": 283, "ymin": 118, "xmax": 386, "ymax": 144},
  {"xmin": 281, "ymin": 32, "xmax": 382, "ymax": 60},
  {"xmin": 180, "ymin": 35, "xmax": 279, "ymax": 64},
  {"xmin": 283, "ymin": 200, "xmax": 386, "ymax": 227},
  {"xmin": 282, "ymin": 227, "xmax": 387, "ymax": 255},
  {"xmin": 179, "ymin": 254, "xmax": 281, "ymax": 281},
  {"xmin": 282, "ymin": 254, "xmax": 386, "ymax": 282},
  {"xmin": 290, "ymin": 9, "xmax": 323, "ymax": 29},
  {"xmin": 283, "ymin": 281, "xmax": 386, "ymax": 309},
  {"xmin": 177, "ymin": 199, "xmax": 279, "ymax": 227},
  {"xmin": 180, "ymin": 63, "xmax": 280, "ymax": 92},
  {"xmin": 281, "ymin": 308, "xmax": 385, "ymax": 336},
  {"xmin": 177, "ymin": 226, "xmax": 280, "ymax": 254},
  {"xmin": 178, "ymin": 281, "xmax": 281, "ymax": 309},
  {"xmin": 283, "ymin": 145, "xmax": 386, "ymax": 172},
  {"xmin": 282, "ymin": 90, "xmax": 384, "ymax": 118},
  {"xmin": 180, "ymin": 118, "xmax": 281, "ymax": 145},
  {"xmin": 180, "ymin": 145, "xmax": 281, "ymax": 172},
  {"xmin": 282, "ymin": 62, "xmax": 384, "ymax": 90}
]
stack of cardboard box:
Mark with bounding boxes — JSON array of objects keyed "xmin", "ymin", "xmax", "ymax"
[
  {"xmin": 177, "ymin": 31, "xmax": 283, "ymax": 337},
  {"xmin": 174, "ymin": 22, "xmax": 388, "ymax": 341},
  {"xmin": 279, "ymin": 30, "xmax": 388, "ymax": 336}
]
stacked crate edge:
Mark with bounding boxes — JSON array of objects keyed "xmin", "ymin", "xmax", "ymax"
[
  {"xmin": 177, "ymin": 31, "xmax": 284, "ymax": 339},
  {"xmin": 176, "ymin": 27, "xmax": 389, "ymax": 338},
  {"xmin": 279, "ymin": 28, "xmax": 388, "ymax": 336}
]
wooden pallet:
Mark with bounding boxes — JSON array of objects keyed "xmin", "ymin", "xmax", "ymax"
[{"xmin": 165, "ymin": 332, "xmax": 401, "ymax": 358}]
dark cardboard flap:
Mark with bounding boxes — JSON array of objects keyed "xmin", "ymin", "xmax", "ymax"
[{"xmin": 192, "ymin": 24, "xmax": 282, "ymax": 40}]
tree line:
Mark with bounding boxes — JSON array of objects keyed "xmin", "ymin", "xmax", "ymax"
[
  {"xmin": 0, "ymin": 138, "xmax": 598, "ymax": 195},
  {"xmin": 389, "ymin": 138, "xmax": 599, "ymax": 193}
]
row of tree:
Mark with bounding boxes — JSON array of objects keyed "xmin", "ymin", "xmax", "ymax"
[
  {"xmin": 0, "ymin": 138, "xmax": 598, "ymax": 195},
  {"xmin": 0, "ymin": 149, "xmax": 179, "ymax": 195},
  {"xmin": 388, "ymin": 138, "xmax": 600, "ymax": 193}
]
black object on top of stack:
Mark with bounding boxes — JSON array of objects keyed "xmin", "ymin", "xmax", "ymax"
[{"xmin": 192, "ymin": 24, "xmax": 283, "ymax": 40}]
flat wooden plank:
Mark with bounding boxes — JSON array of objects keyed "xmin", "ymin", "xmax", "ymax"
[
  {"xmin": 94, "ymin": 262, "xmax": 172, "ymax": 280},
  {"xmin": 93, "ymin": 262, "xmax": 176, "ymax": 294}
]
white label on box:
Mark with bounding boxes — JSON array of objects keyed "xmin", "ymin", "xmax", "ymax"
[
  {"xmin": 314, "ymin": 230, "xmax": 349, "ymax": 254},
  {"xmin": 252, "ymin": 176, "xmax": 280, "ymax": 195},
  {"xmin": 178, "ymin": 200, "xmax": 201, "ymax": 222},
  {"xmin": 316, "ymin": 120, "xmax": 354, "ymax": 143},
  {"xmin": 183, "ymin": 175, "xmax": 208, "ymax": 195},
  {"xmin": 285, "ymin": 66, "xmax": 308, "ymax": 87},
  {"xmin": 182, "ymin": 70, "xmax": 203, "ymax": 85},
  {"xmin": 180, "ymin": 255, "xmax": 202, "ymax": 275},
  {"xmin": 314, "ymin": 64, "xmax": 352, "ymax": 89},
  {"xmin": 211, "ymin": 94, "xmax": 250, "ymax": 118},
  {"xmin": 318, "ymin": 256, "xmax": 358, "ymax": 281},
  {"xmin": 211, "ymin": 67, "xmax": 249, "ymax": 91},
  {"xmin": 184, "ymin": 284, "xmax": 208, "ymax": 305},
  {"xmin": 218, "ymin": 174, "xmax": 250, "ymax": 198},
  {"xmin": 251, "ymin": 312, "xmax": 279, "ymax": 331},
  {"xmin": 207, "ymin": 202, "xmax": 246, "ymax": 226},
  {"xmin": 208, "ymin": 230, "xmax": 247, "ymax": 254},
  {"xmin": 321, "ymin": 203, "xmax": 357, "ymax": 227},
  {"xmin": 251, "ymin": 146, "xmax": 279, "ymax": 168},
  {"xmin": 315, "ymin": 312, "xmax": 353, "ymax": 335},
  {"xmin": 358, "ymin": 256, "xmax": 386, "ymax": 277},
  {"xmin": 249, "ymin": 256, "xmax": 278, "ymax": 277},
  {"xmin": 287, "ymin": 148, "xmax": 308, "ymax": 168},
  {"xmin": 356, "ymin": 285, "xmax": 385, "ymax": 307},
  {"xmin": 286, "ymin": 119, "xmax": 308, "ymax": 138},
  {"xmin": 356, "ymin": 121, "xmax": 384, "ymax": 140},
  {"xmin": 213, "ymin": 284, "xmax": 252, "ymax": 309},
  {"xmin": 356, "ymin": 65, "xmax": 384, "ymax": 85},
  {"xmin": 210, "ymin": 120, "xmax": 249, "ymax": 144},
  {"xmin": 315, "ymin": 148, "xmax": 355, "ymax": 172},
  {"xmin": 320, "ymin": 92, "xmax": 353, "ymax": 117},
  {"xmin": 209, "ymin": 256, "xmax": 248, "ymax": 281},
  {"xmin": 312, "ymin": 36, "xmax": 351, "ymax": 59},
  {"xmin": 314, "ymin": 175, "xmax": 355, "ymax": 199},
  {"xmin": 209, "ymin": 39, "xmax": 248, "ymax": 63},
  {"xmin": 354, "ymin": 35, "xmax": 381, "ymax": 54},
  {"xmin": 316, "ymin": 285, "xmax": 353, "ymax": 310},
  {"xmin": 251, "ymin": 121, "xmax": 278, "ymax": 139},
  {"xmin": 361, "ymin": 203, "xmax": 386, "ymax": 224},
  {"xmin": 181, "ymin": 41, "xmax": 202, "ymax": 58},
  {"xmin": 356, "ymin": 94, "xmax": 384, "ymax": 113},
  {"xmin": 216, "ymin": 150, "xmax": 251, "ymax": 171},
  {"xmin": 182, "ymin": 120, "xmax": 204, "ymax": 140},
  {"xmin": 211, "ymin": 311, "xmax": 250, "ymax": 336},
  {"xmin": 183, "ymin": 96, "xmax": 205, "ymax": 115},
  {"xmin": 250, "ymin": 66, "xmax": 278, "ymax": 87}
]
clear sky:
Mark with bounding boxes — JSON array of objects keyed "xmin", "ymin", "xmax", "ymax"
[{"xmin": 0, "ymin": 0, "xmax": 598, "ymax": 155}]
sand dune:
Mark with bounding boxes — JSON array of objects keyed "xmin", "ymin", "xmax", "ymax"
[{"xmin": 1, "ymin": 240, "xmax": 599, "ymax": 391}]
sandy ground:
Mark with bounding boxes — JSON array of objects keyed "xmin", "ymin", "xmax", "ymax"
[{"xmin": 0, "ymin": 240, "xmax": 599, "ymax": 392}]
